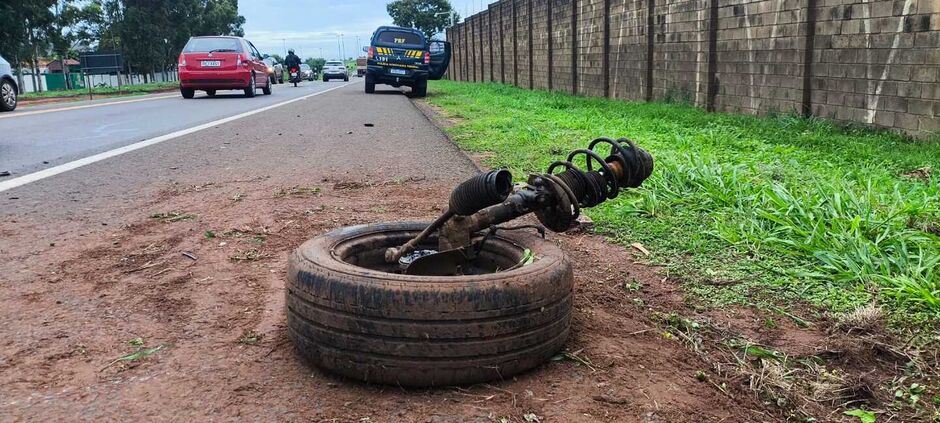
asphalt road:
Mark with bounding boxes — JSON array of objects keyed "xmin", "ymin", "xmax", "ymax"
[
  {"xmin": 0, "ymin": 77, "xmax": 477, "ymax": 231},
  {"xmin": 0, "ymin": 80, "xmax": 347, "ymax": 178}
]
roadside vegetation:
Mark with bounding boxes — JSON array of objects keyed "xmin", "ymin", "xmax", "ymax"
[
  {"xmin": 426, "ymin": 80, "xmax": 940, "ymax": 334},
  {"xmin": 20, "ymin": 81, "xmax": 178, "ymax": 101}
]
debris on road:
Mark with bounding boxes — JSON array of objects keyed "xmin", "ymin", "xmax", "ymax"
[
  {"xmin": 286, "ymin": 138, "xmax": 654, "ymax": 387},
  {"xmin": 181, "ymin": 251, "xmax": 198, "ymax": 261}
]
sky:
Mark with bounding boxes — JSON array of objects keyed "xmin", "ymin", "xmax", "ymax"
[{"xmin": 240, "ymin": 0, "xmax": 491, "ymax": 60}]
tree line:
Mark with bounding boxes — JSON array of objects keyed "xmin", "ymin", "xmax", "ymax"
[{"xmin": 0, "ymin": 0, "xmax": 245, "ymax": 91}]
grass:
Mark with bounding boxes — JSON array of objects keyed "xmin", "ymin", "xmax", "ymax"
[
  {"xmin": 20, "ymin": 81, "xmax": 177, "ymax": 100},
  {"xmin": 425, "ymin": 80, "xmax": 940, "ymax": 333}
]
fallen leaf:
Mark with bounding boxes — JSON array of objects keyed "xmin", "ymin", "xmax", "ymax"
[{"xmin": 630, "ymin": 242, "xmax": 650, "ymax": 256}]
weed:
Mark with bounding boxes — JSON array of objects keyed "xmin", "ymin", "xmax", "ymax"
[
  {"xmin": 230, "ymin": 249, "xmax": 269, "ymax": 262},
  {"xmin": 150, "ymin": 211, "xmax": 197, "ymax": 222},
  {"xmin": 274, "ymin": 186, "xmax": 320, "ymax": 198},
  {"xmin": 843, "ymin": 408, "xmax": 876, "ymax": 423},
  {"xmin": 100, "ymin": 341, "xmax": 166, "ymax": 372},
  {"xmin": 834, "ymin": 304, "xmax": 884, "ymax": 333},
  {"xmin": 238, "ymin": 330, "xmax": 263, "ymax": 345}
]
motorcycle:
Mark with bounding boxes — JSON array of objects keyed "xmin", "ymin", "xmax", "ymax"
[{"xmin": 288, "ymin": 67, "xmax": 301, "ymax": 87}]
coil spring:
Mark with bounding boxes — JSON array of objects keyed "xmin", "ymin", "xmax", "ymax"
[{"xmin": 545, "ymin": 137, "xmax": 654, "ymax": 209}]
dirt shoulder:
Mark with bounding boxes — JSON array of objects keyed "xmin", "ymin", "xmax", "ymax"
[{"xmin": 0, "ymin": 174, "xmax": 768, "ymax": 422}]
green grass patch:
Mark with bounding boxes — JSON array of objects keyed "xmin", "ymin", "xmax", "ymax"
[
  {"xmin": 426, "ymin": 80, "xmax": 940, "ymax": 332},
  {"xmin": 21, "ymin": 81, "xmax": 177, "ymax": 100}
]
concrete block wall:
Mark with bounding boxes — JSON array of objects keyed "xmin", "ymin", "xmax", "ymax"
[
  {"xmin": 447, "ymin": 0, "xmax": 939, "ymax": 137},
  {"xmin": 609, "ymin": 0, "xmax": 649, "ymax": 100},
  {"xmin": 516, "ymin": 0, "xmax": 533, "ymax": 88},
  {"xmin": 653, "ymin": 0, "xmax": 710, "ymax": 106},
  {"xmin": 532, "ymin": 0, "xmax": 553, "ymax": 89},
  {"xmin": 578, "ymin": 0, "xmax": 609, "ymax": 97},
  {"xmin": 714, "ymin": 0, "xmax": 806, "ymax": 115},
  {"xmin": 811, "ymin": 0, "xmax": 939, "ymax": 133},
  {"xmin": 552, "ymin": 0, "xmax": 576, "ymax": 93},
  {"xmin": 498, "ymin": 0, "xmax": 512, "ymax": 83}
]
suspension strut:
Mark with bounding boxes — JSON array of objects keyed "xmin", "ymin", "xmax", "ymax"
[{"xmin": 385, "ymin": 137, "xmax": 654, "ymax": 268}]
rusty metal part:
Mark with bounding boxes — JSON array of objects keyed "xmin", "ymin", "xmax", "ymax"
[
  {"xmin": 384, "ymin": 209, "xmax": 454, "ymax": 263},
  {"xmin": 386, "ymin": 137, "xmax": 654, "ymax": 268}
]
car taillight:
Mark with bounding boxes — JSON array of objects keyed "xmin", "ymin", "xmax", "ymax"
[
  {"xmin": 178, "ymin": 54, "xmax": 186, "ymax": 69},
  {"xmin": 368, "ymin": 46, "xmax": 375, "ymax": 59},
  {"xmin": 424, "ymin": 51, "xmax": 431, "ymax": 65},
  {"xmin": 236, "ymin": 54, "xmax": 247, "ymax": 67}
]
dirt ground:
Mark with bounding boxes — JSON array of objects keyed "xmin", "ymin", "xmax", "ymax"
[{"xmin": 3, "ymin": 170, "xmax": 916, "ymax": 422}]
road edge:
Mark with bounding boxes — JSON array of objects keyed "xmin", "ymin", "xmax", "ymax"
[{"xmin": 409, "ymin": 96, "xmax": 484, "ymax": 173}]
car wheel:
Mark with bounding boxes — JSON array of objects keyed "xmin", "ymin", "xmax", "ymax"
[
  {"xmin": 180, "ymin": 87, "xmax": 195, "ymax": 99},
  {"xmin": 365, "ymin": 75, "xmax": 375, "ymax": 94},
  {"xmin": 262, "ymin": 78, "xmax": 272, "ymax": 95},
  {"xmin": 412, "ymin": 79, "xmax": 428, "ymax": 98},
  {"xmin": 244, "ymin": 75, "xmax": 256, "ymax": 98},
  {"xmin": 206, "ymin": 90, "xmax": 216, "ymax": 97},
  {"xmin": 323, "ymin": 76, "xmax": 328, "ymax": 82},
  {"xmin": 286, "ymin": 221, "xmax": 572, "ymax": 387},
  {"xmin": 344, "ymin": 76, "xmax": 349, "ymax": 82},
  {"xmin": 0, "ymin": 79, "xmax": 17, "ymax": 111}
]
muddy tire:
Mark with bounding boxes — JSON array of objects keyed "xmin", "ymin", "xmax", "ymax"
[{"xmin": 286, "ymin": 222, "xmax": 573, "ymax": 387}]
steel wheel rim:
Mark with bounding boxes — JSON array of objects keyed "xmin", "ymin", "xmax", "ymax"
[{"xmin": 1, "ymin": 83, "xmax": 14, "ymax": 107}]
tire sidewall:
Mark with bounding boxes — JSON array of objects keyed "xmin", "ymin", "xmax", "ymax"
[{"xmin": 1, "ymin": 80, "xmax": 16, "ymax": 111}]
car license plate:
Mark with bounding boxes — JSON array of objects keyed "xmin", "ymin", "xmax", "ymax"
[
  {"xmin": 201, "ymin": 60, "xmax": 221, "ymax": 67},
  {"xmin": 390, "ymin": 68, "xmax": 407, "ymax": 75}
]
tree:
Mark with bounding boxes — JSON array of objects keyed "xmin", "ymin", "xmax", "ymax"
[
  {"xmin": 304, "ymin": 58, "xmax": 325, "ymax": 74},
  {"xmin": 386, "ymin": 0, "xmax": 457, "ymax": 40}
]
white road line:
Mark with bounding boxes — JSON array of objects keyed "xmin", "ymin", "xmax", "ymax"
[
  {"xmin": 0, "ymin": 82, "xmax": 356, "ymax": 193},
  {"xmin": 1, "ymin": 93, "xmax": 181, "ymax": 120}
]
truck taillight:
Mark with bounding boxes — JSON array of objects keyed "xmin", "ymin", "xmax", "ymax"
[
  {"xmin": 368, "ymin": 46, "xmax": 375, "ymax": 59},
  {"xmin": 424, "ymin": 51, "xmax": 430, "ymax": 64}
]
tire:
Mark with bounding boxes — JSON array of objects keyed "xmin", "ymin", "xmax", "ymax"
[
  {"xmin": 180, "ymin": 87, "xmax": 195, "ymax": 99},
  {"xmin": 364, "ymin": 75, "xmax": 375, "ymax": 94},
  {"xmin": 0, "ymin": 79, "xmax": 17, "ymax": 111},
  {"xmin": 244, "ymin": 75, "xmax": 256, "ymax": 98},
  {"xmin": 205, "ymin": 90, "xmax": 216, "ymax": 97},
  {"xmin": 286, "ymin": 221, "xmax": 573, "ymax": 387},
  {"xmin": 322, "ymin": 76, "xmax": 329, "ymax": 82},
  {"xmin": 412, "ymin": 79, "xmax": 427, "ymax": 98},
  {"xmin": 262, "ymin": 79, "xmax": 272, "ymax": 95},
  {"xmin": 344, "ymin": 75, "xmax": 349, "ymax": 82}
]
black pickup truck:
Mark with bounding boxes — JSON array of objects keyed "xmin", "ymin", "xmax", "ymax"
[{"xmin": 364, "ymin": 26, "xmax": 451, "ymax": 97}]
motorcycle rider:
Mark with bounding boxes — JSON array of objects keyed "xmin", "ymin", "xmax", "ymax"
[{"xmin": 284, "ymin": 49, "xmax": 302, "ymax": 72}]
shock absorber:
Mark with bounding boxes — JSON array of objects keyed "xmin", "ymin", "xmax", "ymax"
[{"xmin": 385, "ymin": 137, "xmax": 654, "ymax": 264}]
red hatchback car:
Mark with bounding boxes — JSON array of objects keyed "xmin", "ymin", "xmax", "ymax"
[{"xmin": 178, "ymin": 36, "xmax": 272, "ymax": 99}]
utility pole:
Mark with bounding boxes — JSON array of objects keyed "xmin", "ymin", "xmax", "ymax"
[
  {"xmin": 282, "ymin": 38, "xmax": 287, "ymax": 55},
  {"xmin": 336, "ymin": 34, "xmax": 342, "ymax": 60}
]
